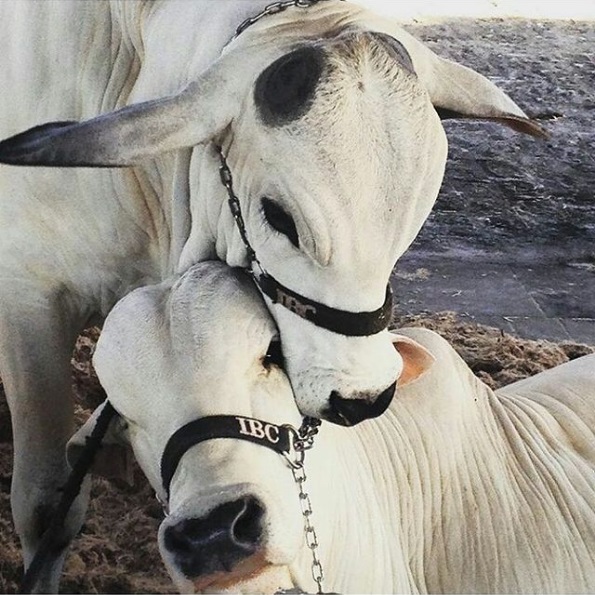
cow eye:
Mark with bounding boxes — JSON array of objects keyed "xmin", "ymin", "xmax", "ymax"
[
  {"xmin": 263, "ymin": 338, "xmax": 284, "ymax": 370},
  {"xmin": 262, "ymin": 197, "xmax": 299, "ymax": 248}
]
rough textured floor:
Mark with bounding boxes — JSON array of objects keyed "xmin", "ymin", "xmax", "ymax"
[{"xmin": 393, "ymin": 18, "xmax": 595, "ymax": 343}]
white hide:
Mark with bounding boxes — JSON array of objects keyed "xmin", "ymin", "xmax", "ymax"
[
  {"xmin": 0, "ymin": 0, "xmax": 543, "ymax": 420},
  {"xmin": 0, "ymin": 1, "xmax": 543, "ymax": 589},
  {"xmin": 76, "ymin": 262, "xmax": 595, "ymax": 594}
]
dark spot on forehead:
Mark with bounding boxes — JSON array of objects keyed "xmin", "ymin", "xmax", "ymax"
[{"xmin": 254, "ymin": 45, "xmax": 325, "ymax": 127}]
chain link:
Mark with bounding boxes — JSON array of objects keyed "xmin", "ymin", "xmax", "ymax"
[
  {"xmin": 295, "ymin": 416, "xmax": 322, "ymax": 451},
  {"xmin": 234, "ymin": 0, "xmax": 340, "ymax": 39},
  {"xmin": 292, "ymin": 459, "xmax": 325, "ymax": 593},
  {"xmin": 218, "ymin": 147, "xmax": 264, "ymax": 274},
  {"xmin": 281, "ymin": 418, "xmax": 325, "ymax": 594}
]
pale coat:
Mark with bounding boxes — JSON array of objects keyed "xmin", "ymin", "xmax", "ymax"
[
  {"xmin": 73, "ymin": 262, "xmax": 595, "ymax": 594},
  {"xmin": 0, "ymin": 1, "xmax": 543, "ymax": 589}
]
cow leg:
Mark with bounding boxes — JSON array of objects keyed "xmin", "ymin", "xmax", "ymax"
[{"xmin": 0, "ymin": 282, "xmax": 91, "ymax": 593}]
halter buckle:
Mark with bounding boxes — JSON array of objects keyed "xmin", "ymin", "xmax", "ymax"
[{"xmin": 281, "ymin": 425, "xmax": 305, "ymax": 469}]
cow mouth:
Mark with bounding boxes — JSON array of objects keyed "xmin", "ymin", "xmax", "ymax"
[{"xmin": 192, "ymin": 555, "xmax": 295, "ymax": 593}]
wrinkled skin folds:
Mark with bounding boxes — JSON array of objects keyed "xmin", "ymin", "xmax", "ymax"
[
  {"xmin": 72, "ymin": 261, "xmax": 595, "ymax": 594},
  {"xmin": 0, "ymin": 1, "xmax": 544, "ymax": 589}
]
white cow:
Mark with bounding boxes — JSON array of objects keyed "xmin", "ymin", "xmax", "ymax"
[
  {"xmin": 0, "ymin": 0, "xmax": 543, "ymax": 587},
  {"xmin": 72, "ymin": 261, "xmax": 595, "ymax": 594}
]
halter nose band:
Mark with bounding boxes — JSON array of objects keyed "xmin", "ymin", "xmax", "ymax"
[
  {"xmin": 255, "ymin": 270, "xmax": 393, "ymax": 336},
  {"xmin": 161, "ymin": 415, "xmax": 295, "ymax": 499}
]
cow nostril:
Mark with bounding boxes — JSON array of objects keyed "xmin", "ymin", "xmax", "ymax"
[
  {"xmin": 327, "ymin": 382, "xmax": 396, "ymax": 426},
  {"xmin": 164, "ymin": 519, "xmax": 190, "ymax": 555},
  {"xmin": 163, "ymin": 496, "xmax": 265, "ymax": 578},
  {"xmin": 232, "ymin": 496, "xmax": 264, "ymax": 549}
]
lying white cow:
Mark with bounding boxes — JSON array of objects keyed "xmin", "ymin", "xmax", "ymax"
[
  {"xmin": 71, "ymin": 261, "xmax": 595, "ymax": 594},
  {"xmin": 0, "ymin": 0, "xmax": 544, "ymax": 587}
]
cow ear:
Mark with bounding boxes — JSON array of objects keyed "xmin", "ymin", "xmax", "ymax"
[
  {"xmin": 0, "ymin": 44, "xmax": 280, "ymax": 167},
  {"xmin": 391, "ymin": 333, "xmax": 435, "ymax": 387},
  {"xmin": 67, "ymin": 403, "xmax": 134, "ymax": 485},
  {"xmin": 420, "ymin": 57, "xmax": 547, "ymax": 138},
  {"xmin": 363, "ymin": 19, "xmax": 547, "ymax": 138}
]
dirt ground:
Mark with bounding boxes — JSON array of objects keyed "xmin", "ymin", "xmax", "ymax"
[{"xmin": 1, "ymin": 14, "xmax": 594, "ymax": 595}]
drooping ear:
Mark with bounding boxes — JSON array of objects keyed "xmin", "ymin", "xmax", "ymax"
[
  {"xmin": 391, "ymin": 333, "xmax": 435, "ymax": 387},
  {"xmin": 66, "ymin": 402, "xmax": 134, "ymax": 485},
  {"xmin": 0, "ymin": 45, "xmax": 280, "ymax": 167},
  {"xmin": 360, "ymin": 16, "xmax": 547, "ymax": 138}
]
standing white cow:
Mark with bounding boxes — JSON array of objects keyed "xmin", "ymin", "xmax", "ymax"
[
  {"xmin": 0, "ymin": 0, "xmax": 543, "ymax": 588},
  {"xmin": 74, "ymin": 261, "xmax": 595, "ymax": 594}
]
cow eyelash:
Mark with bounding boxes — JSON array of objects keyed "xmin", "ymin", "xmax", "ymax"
[
  {"xmin": 261, "ymin": 197, "xmax": 299, "ymax": 248},
  {"xmin": 262, "ymin": 338, "xmax": 285, "ymax": 370}
]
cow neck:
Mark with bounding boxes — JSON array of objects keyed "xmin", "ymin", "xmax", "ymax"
[{"xmin": 217, "ymin": 148, "xmax": 394, "ymax": 336}]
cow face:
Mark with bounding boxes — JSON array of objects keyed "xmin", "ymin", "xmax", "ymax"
[
  {"xmin": 222, "ymin": 32, "xmax": 446, "ymax": 423},
  {"xmin": 68, "ymin": 262, "xmax": 433, "ymax": 592},
  {"xmin": 0, "ymin": 13, "xmax": 543, "ymax": 425},
  {"xmin": 76, "ymin": 264, "xmax": 305, "ymax": 592}
]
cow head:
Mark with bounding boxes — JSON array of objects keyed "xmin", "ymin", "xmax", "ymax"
[
  {"xmin": 67, "ymin": 261, "xmax": 434, "ymax": 592},
  {"xmin": 0, "ymin": 8, "xmax": 544, "ymax": 424}
]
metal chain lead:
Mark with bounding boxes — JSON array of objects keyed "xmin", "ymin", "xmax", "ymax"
[
  {"xmin": 218, "ymin": 148, "xmax": 264, "ymax": 276},
  {"xmin": 293, "ymin": 463, "xmax": 325, "ymax": 594},
  {"xmin": 282, "ymin": 418, "xmax": 325, "ymax": 594},
  {"xmin": 234, "ymin": 0, "xmax": 341, "ymax": 39}
]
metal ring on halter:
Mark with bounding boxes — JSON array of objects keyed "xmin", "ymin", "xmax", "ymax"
[{"xmin": 281, "ymin": 425, "xmax": 305, "ymax": 470}]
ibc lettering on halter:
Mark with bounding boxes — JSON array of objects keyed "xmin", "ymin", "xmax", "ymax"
[
  {"xmin": 218, "ymin": 148, "xmax": 394, "ymax": 337},
  {"xmin": 236, "ymin": 416, "xmax": 280, "ymax": 444},
  {"xmin": 161, "ymin": 415, "xmax": 294, "ymax": 498},
  {"xmin": 275, "ymin": 288, "xmax": 317, "ymax": 318}
]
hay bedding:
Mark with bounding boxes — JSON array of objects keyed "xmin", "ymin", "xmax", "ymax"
[
  {"xmin": 0, "ymin": 317, "xmax": 592, "ymax": 594},
  {"xmin": 395, "ymin": 313, "xmax": 594, "ymax": 389}
]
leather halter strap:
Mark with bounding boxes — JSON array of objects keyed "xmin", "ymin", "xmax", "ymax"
[
  {"xmin": 161, "ymin": 415, "xmax": 294, "ymax": 499},
  {"xmin": 255, "ymin": 271, "xmax": 393, "ymax": 336}
]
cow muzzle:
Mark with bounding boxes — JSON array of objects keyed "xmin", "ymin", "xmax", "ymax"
[
  {"xmin": 325, "ymin": 381, "xmax": 396, "ymax": 426},
  {"xmin": 162, "ymin": 496, "xmax": 265, "ymax": 580},
  {"xmin": 157, "ymin": 415, "xmax": 320, "ymax": 590}
]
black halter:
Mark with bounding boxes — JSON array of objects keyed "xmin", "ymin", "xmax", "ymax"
[
  {"xmin": 20, "ymin": 400, "xmax": 118, "ymax": 594},
  {"xmin": 160, "ymin": 415, "xmax": 299, "ymax": 499},
  {"xmin": 218, "ymin": 148, "xmax": 393, "ymax": 337},
  {"xmin": 255, "ymin": 271, "xmax": 393, "ymax": 336}
]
